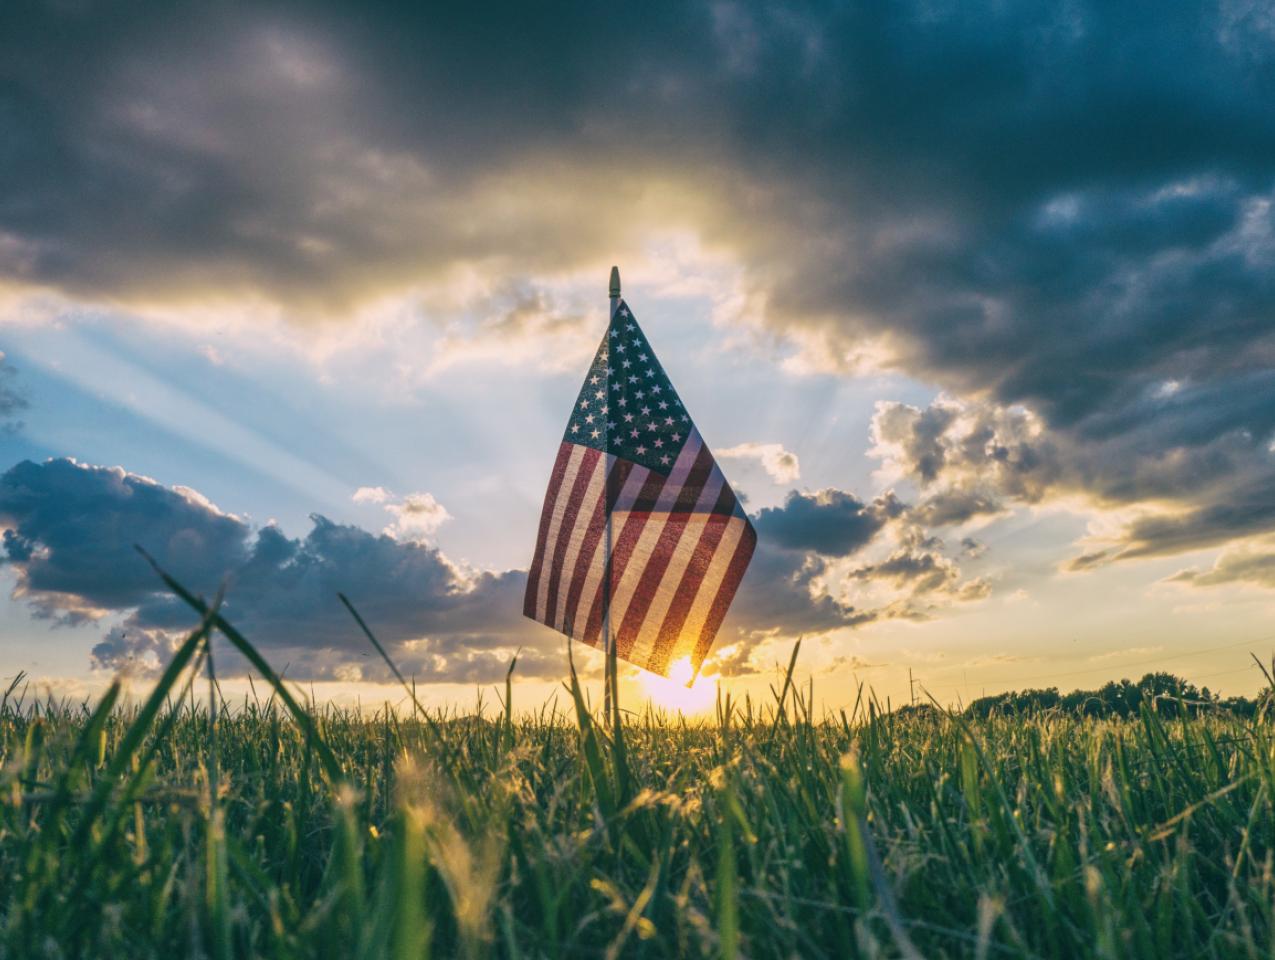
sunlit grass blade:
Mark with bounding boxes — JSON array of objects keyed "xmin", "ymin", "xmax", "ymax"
[{"xmin": 138, "ymin": 546, "xmax": 344, "ymax": 783}]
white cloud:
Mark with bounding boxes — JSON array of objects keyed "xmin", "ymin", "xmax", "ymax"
[
  {"xmin": 386, "ymin": 492, "xmax": 451, "ymax": 542},
  {"xmin": 199, "ymin": 344, "xmax": 226, "ymax": 366},
  {"xmin": 717, "ymin": 442, "xmax": 801, "ymax": 485},
  {"xmin": 353, "ymin": 486, "xmax": 451, "ymax": 542}
]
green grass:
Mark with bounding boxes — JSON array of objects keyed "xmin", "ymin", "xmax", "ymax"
[{"xmin": 1, "ymin": 573, "xmax": 1273, "ymax": 957}]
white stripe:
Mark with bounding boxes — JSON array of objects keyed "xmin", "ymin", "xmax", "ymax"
[
  {"xmin": 669, "ymin": 506, "xmax": 751, "ymax": 665},
  {"xmin": 605, "ymin": 435, "xmax": 703, "ymax": 638},
  {"xmin": 534, "ymin": 444, "xmax": 588, "ymax": 621},
  {"xmin": 569, "ymin": 461, "xmax": 649, "ymax": 642},
  {"xmin": 625, "ymin": 463, "xmax": 726, "ymax": 669},
  {"xmin": 552, "ymin": 452, "xmax": 606, "ymax": 631}
]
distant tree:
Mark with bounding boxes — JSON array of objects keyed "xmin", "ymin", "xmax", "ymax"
[
  {"xmin": 893, "ymin": 702, "xmax": 943, "ymax": 721},
  {"xmin": 967, "ymin": 687, "xmax": 1060, "ymax": 718},
  {"xmin": 961, "ymin": 671, "xmax": 1263, "ymax": 720}
]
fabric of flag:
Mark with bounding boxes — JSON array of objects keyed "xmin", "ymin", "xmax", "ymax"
[{"xmin": 523, "ymin": 299, "xmax": 756, "ymax": 678}]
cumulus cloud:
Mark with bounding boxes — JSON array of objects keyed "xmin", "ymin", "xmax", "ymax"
[
  {"xmin": 955, "ymin": 577, "xmax": 993, "ymax": 602},
  {"xmin": 1167, "ymin": 538, "xmax": 1275, "ymax": 589},
  {"xmin": 843, "ymin": 522, "xmax": 993, "ymax": 617},
  {"xmin": 717, "ymin": 442, "xmax": 801, "ymax": 484},
  {"xmin": 724, "ymin": 540, "xmax": 877, "ymax": 639},
  {"xmin": 871, "ymin": 391, "xmax": 1275, "ymax": 566},
  {"xmin": 385, "ymin": 493, "xmax": 450, "ymax": 542},
  {"xmin": 3, "ymin": 459, "xmax": 914, "ymax": 681},
  {"xmin": 753, "ymin": 489, "xmax": 904, "ymax": 557},
  {"xmin": 1, "ymin": 458, "xmax": 544, "ymax": 681},
  {"xmin": 353, "ymin": 487, "xmax": 451, "ymax": 543},
  {"xmin": 0, "ymin": 459, "xmax": 251, "ymax": 624},
  {"xmin": 90, "ymin": 626, "xmax": 179, "ymax": 678},
  {"xmin": 850, "ymin": 548, "xmax": 956, "ymax": 595},
  {"xmin": 722, "ymin": 487, "xmax": 987, "ymax": 644},
  {"xmin": 708, "ymin": 642, "xmax": 758, "ymax": 678},
  {"xmin": 871, "ymin": 398, "xmax": 1056, "ymax": 508},
  {"xmin": 913, "ymin": 489, "xmax": 1006, "ymax": 528}
]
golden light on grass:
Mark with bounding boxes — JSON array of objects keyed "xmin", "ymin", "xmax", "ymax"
[{"xmin": 638, "ymin": 655, "xmax": 717, "ymax": 714}]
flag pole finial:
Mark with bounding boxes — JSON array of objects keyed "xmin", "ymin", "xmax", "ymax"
[{"xmin": 608, "ymin": 265, "xmax": 621, "ymax": 299}]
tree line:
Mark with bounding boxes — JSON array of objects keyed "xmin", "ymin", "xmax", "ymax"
[{"xmin": 962, "ymin": 671, "xmax": 1269, "ymax": 719}]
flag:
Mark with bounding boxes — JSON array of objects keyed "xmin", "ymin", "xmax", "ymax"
[{"xmin": 523, "ymin": 298, "xmax": 756, "ymax": 678}]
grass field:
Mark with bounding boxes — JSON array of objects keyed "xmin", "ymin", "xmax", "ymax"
[{"xmin": 2, "ymin": 573, "xmax": 1273, "ymax": 958}]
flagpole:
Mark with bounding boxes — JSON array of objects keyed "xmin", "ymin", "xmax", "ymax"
[{"xmin": 604, "ymin": 265, "xmax": 620, "ymax": 722}]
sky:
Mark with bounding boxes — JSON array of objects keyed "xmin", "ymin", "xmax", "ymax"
[{"xmin": 2, "ymin": 0, "xmax": 1275, "ymax": 714}]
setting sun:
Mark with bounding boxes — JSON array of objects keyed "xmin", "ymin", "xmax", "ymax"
[{"xmin": 637, "ymin": 657, "xmax": 717, "ymax": 714}]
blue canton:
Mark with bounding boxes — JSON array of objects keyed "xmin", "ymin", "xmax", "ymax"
[{"xmin": 562, "ymin": 300, "xmax": 691, "ymax": 476}]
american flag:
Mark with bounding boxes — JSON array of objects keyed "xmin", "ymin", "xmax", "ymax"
[{"xmin": 523, "ymin": 298, "xmax": 756, "ymax": 678}]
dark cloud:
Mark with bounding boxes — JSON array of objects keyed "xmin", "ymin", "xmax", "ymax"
[
  {"xmin": 0, "ymin": 458, "xmax": 251, "ymax": 622},
  {"xmin": 4, "ymin": 1, "xmax": 1274, "ymax": 569},
  {"xmin": 721, "ymin": 488, "xmax": 987, "ymax": 644},
  {"xmin": 1112, "ymin": 483, "xmax": 1275, "ymax": 559},
  {"xmin": 850, "ymin": 550, "xmax": 954, "ymax": 595},
  {"xmin": 90, "ymin": 625, "xmax": 177, "ymax": 677},
  {"xmin": 3, "ymin": 458, "xmax": 884, "ymax": 679},
  {"xmin": 725, "ymin": 484, "xmax": 956, "ymax": 648},
  {"xmin": 708, "ymin": 642, "xmax": 757, "ymax": 679},
  {"xmin": 913, "ymin": 489, "xmax": 1004, "ymax": 527},
  {"xmin": 845, "ymin": 524, "xmax": 991, "ymax": 607},
  {"xmin": 0, "ymin": 458, "xmax": 551, "ymax": 681},
  {"xmin": 724, "ymin": 541, "xmax": 875, "ymax": 639},
  {"xmin": 0, "ymin": 352, "xmax": 27, "ymax": 432},
  {"xmin": 1167, "ymin": 538, "xmax": 1275, "ymax": 589},
  {"xmin": 872, "ymin": 399, "xmax": 1059, "ymax": 508},
  {"xmin": 753, "ymin": 489, "xmax": 903, "ymax": 557},
  {"xmin": 873, "ymin": 391, "xmax": 1275, "ymax": 564},
  {"xmin": 0, "ymin": 1, "xmax": 729, "ymax": 307}
]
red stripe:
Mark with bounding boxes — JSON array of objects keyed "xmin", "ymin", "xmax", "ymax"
[
  {"xmin": 582, "ymin": 468, "xmax": 669, "ymax": 647},
  {"xmin": 614, "ymin": 445, "xmax": 717, "ymax": 658},
  {"xmin": 646, "ymin": 482, "xmax": 739, "ymax": 674},
  {"xmin": 542, "ymin": 446, "xmax": 602, "ymax": 628},
  {"xmin": 560, "ymin": 457, "xmax": 634, "ymax": 637},
  {"xmin": 627, "ymin": 480, "xmax": 668, "ymax": 514},
  {"xmin": 688, "ymin": 512, "xmax": 757, "ymax": 672},
  {"xmin": 523, "ymin": 443, "xmax": 575, "ymax": 618},
  {"xmin": 576, "ymin": 463, "xmax": 653, "ymax": 647}
]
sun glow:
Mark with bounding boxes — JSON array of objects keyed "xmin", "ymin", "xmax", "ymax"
[{"xmin": 637, "ymin": 657, "xmax": 718, "ymax": 714}]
